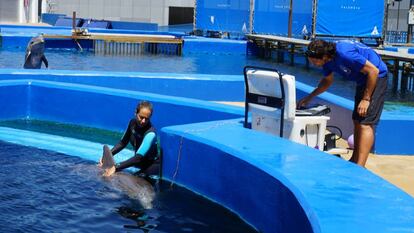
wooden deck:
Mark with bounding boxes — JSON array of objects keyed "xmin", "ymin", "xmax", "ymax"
[
  {"xmin": 246, "ymin": 34, "xmax": 414, "ymax": 95},
  {"xmin": 43, "ymin": 32, "xmax": 183, "ymax": 44}
]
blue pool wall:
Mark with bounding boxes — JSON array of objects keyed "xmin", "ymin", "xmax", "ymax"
[
  {"xmin": 1, "ymin": 80, "xmax": 413, "ymax": 233},
  {"xmin": 41, "ymin": 13, "xmax": 67, "ymax": 25},
  {"xmin": 161, "ymin": 120, "xmax": 314, "ymax": 233},
  {"xmin": 0, "ymin": 80, "xmax": 243, "ymax": 132},
  {"xmin": 376, "ymin": 112, "xmax": 414, "ymax": 154},
  {"xmin": 0, "ymin": 69, "xmax": 244, "ymax": 101},
  {"xmin": 1, "ymin": 68, "xmax": 413, "ymax": 154},
  {"xmin": 182, "ymin": 37, "xmax": 247, "ymax": 55},
  {"xmin": 161, "ymin": 119, "xmax": 414, "ymax": 233}
]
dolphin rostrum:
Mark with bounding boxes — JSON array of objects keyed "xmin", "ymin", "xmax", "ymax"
[
  {"xmin": 99, "ymin": 145, "xmax": 155, "ymax": 209},
  {"xmin": 23, "ymin": 35, "xmax": 49, "ymax": 69}
]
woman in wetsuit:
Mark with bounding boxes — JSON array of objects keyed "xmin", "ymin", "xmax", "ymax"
[{"xmin": 111, "ymin": 101, "xmax": 158, "ymax": 173}]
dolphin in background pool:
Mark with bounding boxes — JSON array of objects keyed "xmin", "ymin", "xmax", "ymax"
[
  {"xmin": 99, "ymin": 145, "xmax": 155, "ymax": 209},
  {"xmin": 23, "ymin": 35, "xmax": 49, "ymax": 69}
]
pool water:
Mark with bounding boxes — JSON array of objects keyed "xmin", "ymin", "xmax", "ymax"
[
  {"xmin": 0, "ymin": 119, "xmax": 123, "ymax": 147},
  {"xmin": 0, "ymin": 48, "xmax": 358, "ymax": 99},
  {"xmin": 384, "ymin": 101, "xmax": 414, "ymax": 115},
  {"xmin": 0, "ymin": 140, "xmax": 258, "ymax": 233},
  {"xmin": 0, "ymin": 48, "xmax": 412, "ymax": 104}
]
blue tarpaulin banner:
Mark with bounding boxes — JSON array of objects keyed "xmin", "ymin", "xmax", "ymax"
[
  {"xmin": 195, "ymin": 0, "xmax": 250, "ymax": 33},
  {"xmin": 253, "ymin": 0, "xmax": 312, "ymax": 37},
  {"xmin": 315, "ymin": 0, "xmax": 384, "ymax": 37}
]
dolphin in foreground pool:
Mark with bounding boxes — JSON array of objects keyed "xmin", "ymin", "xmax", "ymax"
[
  {"xmin": 99, "ymin": 145, "xmax": 155, "ymax": 209},
  {"xmin": 23, "ymin": 35, "xmax": 49, "ymax": 69}
]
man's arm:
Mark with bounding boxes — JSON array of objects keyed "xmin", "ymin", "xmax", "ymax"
[
  {"xmin": 358, "ymin": 60, "xmax": 379, "ymax": 117},
  {"xmin": 360, "ymin": 60, "xmax": 379, "ymax": 101},
  {"xmin": 297, "ymin": 73, "xmax": 334, "ymax": 108}
]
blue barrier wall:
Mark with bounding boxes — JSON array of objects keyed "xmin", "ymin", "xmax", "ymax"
[
  {"xmin": 195, "ymin": 0, "xmax": 250, "ymax": 33},
  {"xmin": 41, "ymin": 13, "xmax": 67, "ymax": 25},
  {"xmin": 0, "ymin": 84, "xmax": 28, "ymax": 119},
  {"xmin": 161, "ymin": 119, "xmax": 414, "ymax": 233},
  {"xmin": 0, "ymin": 80, "xmax": 243, "ymax": 132},
  {"xmin": 253, "ymin": 0, "xmax": 312, "ymax": 37},
  {"xmin": 315, "ymin": 0, "xmax": 384, "ymax": 37},
  {"xmin": 2, "ymin": 79, "xmax": 413, "ymax": 233},
  {"xmin": 182, "ymin": 37, "xmax": 247, "ymax": 54},
  {"xmin": 40, "ymin": 13, "xmax": 158, "ymax": 30},
  {"xmin": 111, "ymin": 21, "xmax": 158, "ymax": 31},
  {"xmin": 0, "ymin": 69, "xmax": 244, "ymax": 101},
  {"xmin": 54, "ymin": 17, "xmax": 84, "ymax": 27},
  {"xmin": 376, "ymin": 112, "xmax": 414, "ymax": 155}
]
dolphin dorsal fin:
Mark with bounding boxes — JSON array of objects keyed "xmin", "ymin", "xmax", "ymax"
[{"xmin": 101, "ymin": 145, "xmax": 116, "ymax": 176}]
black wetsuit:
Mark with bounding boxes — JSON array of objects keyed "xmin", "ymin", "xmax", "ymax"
[{"xmin": 112, "ymin": 118, "xmax": 157, "ymax": 172}]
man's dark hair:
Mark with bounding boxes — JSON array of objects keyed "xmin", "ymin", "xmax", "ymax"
[
  {"xmin": 306, "ymin": 40, "xmax": 336, "ymax": 59},
  {"xmin": 136, "ymin": 100, "xmax": 153, "ymax": 114}
]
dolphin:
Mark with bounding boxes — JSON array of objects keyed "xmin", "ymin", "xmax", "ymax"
[
  {"xmin": 99, "ymin": 145, "xmax": 155, "ymax": 209},
  {"xmin": 23, "ymin": 35, "xmax": 49, "ymax": 69}
]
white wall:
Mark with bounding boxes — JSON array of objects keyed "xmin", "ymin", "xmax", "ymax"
[
  {"xmin": 0, "ymin": 0, "xmax": 39, "ymax": 24},
  {"xmin": 0, "ymin": 0, "xmax": 21, "ymax": 23},
  {"xmin": 387, "ymin": 0, "xmax": 411, "ymax": 31},
  {"xmin": 49, "ymin": 0, "xmax": 194, "ymax": 26}
]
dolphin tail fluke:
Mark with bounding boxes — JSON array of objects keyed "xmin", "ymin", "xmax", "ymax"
[{"xmin": 100, "ymin": 145, "xmax": 116, "ymax": 176}]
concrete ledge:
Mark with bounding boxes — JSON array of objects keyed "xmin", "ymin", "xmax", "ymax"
[
  {"xmin": 0, "ymin": 69, "xmax": 244, "ymax": 101},
  {"xmin": 161, "ymin": 119, "xmax": 414, "ymax": 233}
]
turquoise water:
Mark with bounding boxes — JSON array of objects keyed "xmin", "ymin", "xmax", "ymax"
[
  {"xmin": 384, "ymin": 101, "xmax": 414, "ymax": 115},
  {"xmin": 0, "ymin": 119, "xmax": 123, "ymax": 146}
]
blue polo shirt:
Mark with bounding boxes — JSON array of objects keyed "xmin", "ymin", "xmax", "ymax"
[{"xmin": 322, "ymin": 40, "xmax": 388, "ymax": 85}]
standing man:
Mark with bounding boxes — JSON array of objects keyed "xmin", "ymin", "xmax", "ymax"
[{"xmin": 298, "ymin": 40, "xmax": 388, "ymax": 167}]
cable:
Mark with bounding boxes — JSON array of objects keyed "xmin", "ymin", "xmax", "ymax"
[
  {"xmin": 326, "ymin": 125, "xmax": 342, "ymax": 140},
  {"xmin": 170, "ymin": 136, "xmax": 184, "ymax": 190},
  {"xmin": 168, "ymin": 120, "xmax": 238, "ymax": 189}
]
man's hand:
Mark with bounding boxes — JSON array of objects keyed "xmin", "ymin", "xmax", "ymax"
[
  {"xmin": 297, "ymin": 96, "xmax": 311, "ymax": 109},
  {"xmin": 357, "ymin": 99, "xmax": 370, "ymax": 117}
]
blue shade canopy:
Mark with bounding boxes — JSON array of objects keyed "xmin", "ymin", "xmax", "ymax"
[
  {"xmin": 195, "ymin": 0, "xmax": 251, "ymax": 33},
  {"xmin": 315, "ymin": 0, "xmax": 385, "ymax": 37},
  {"xmin": 253, "ymin": 0, "xmax": 312, "ymax": 37}
]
